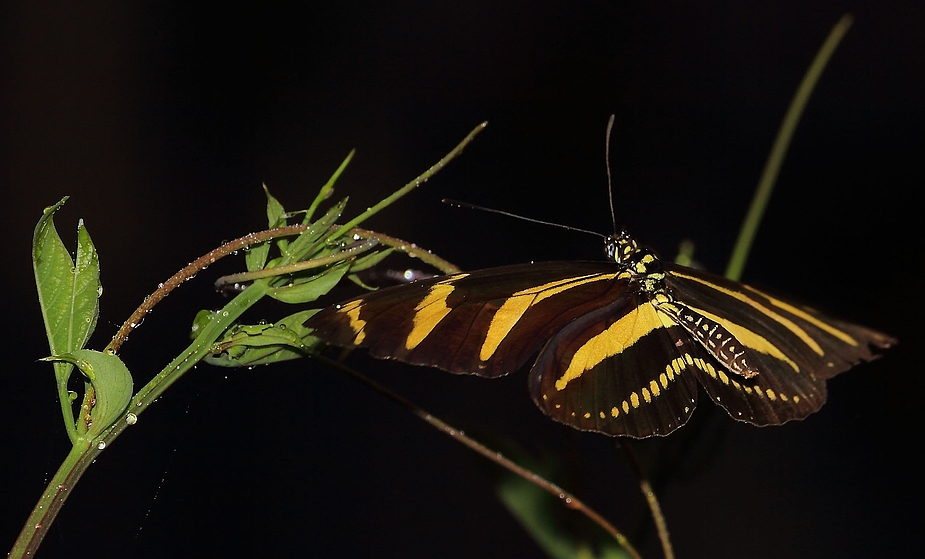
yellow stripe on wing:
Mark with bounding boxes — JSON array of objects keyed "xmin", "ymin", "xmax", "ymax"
[
  {"xmin": 554, "ymin": 302, "xmax": 664, "ymax": 390},
  {"xmin": 743, "ymin": 284, "xmax": 860, "ymax": 346},
  {"xmin": 672, "ymin": 271, "xmax": 830, "ymax": 356},
  {"xmin": 480, "ymin": 273, "xmax": 617, "ymax": 361},
  {"xmin": 405, "ymin": 275, "xmax": 469, "ymax": 350}
]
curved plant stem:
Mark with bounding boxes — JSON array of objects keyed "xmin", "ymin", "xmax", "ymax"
[
  {"xmin": 348, "ymin": 228, "xmax": 463, "ymax": 274},
  {"xmin": 725, "ymin": 14, "xmax": 853, "ymax": 281},
  {"xmin": 213, "ymin": 227, "xmax": 463, "ymax": 290},
  {"xmin": 214, "ymin": 238, "xmax": 381, "ymax": 289},
  {"xmin": 106, "ymin": 225, "xmax": 310, "ymax": 354}
]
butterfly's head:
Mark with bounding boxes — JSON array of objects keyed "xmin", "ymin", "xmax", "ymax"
[{"xmin": 604, "ymin": 231, "xmax": 638, "ymax": 264}]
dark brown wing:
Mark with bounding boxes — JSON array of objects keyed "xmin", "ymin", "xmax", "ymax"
[
  {"xmin": 664, "ymin": 264, "xmax": 896, "ymax": 426},
  {"xmin": 305, "ymin": 261, "xmax": 632, "ymax": 378},
  {"xmin": 527, "ymin": 291, "xmax": 701, "ymax": 437}
]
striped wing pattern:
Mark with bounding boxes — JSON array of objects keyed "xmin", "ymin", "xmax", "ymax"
[
  {"xmin": 309, "ymin": 262, "xmax": 631, "ymax": 377},
  {"xmin": 662, "ymin": 266, "xmax": 895, "ymax": 427},
  {"xmin": 306, "ymin": 259, "xmax": 895, "ymax": 438}
]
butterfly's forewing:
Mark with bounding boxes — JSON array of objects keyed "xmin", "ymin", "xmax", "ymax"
[{"xmin": 307, "ymin": 262, "xmax": 633, "ymax": 378}]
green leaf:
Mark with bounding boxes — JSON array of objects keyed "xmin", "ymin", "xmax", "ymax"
[
  {"xmin": 304, "ymin": 149, "xmax": 355, "ymax": 223},
  {"xmin": 347, "ymin": 247, "xmax": 394, "ymax": 274},
  {"xmin": 267, "ymin": 260, "xmax": 351, "ymax": 304},
  {"xmin": 205, "ymin": 310, "xmax": 320, "ymax": 367},
  {"xmin": 41, "ymin": 349, "xmax": 133, "ymax": 438},
  {"xmin": 245, "ymin": 240, "xmax": 271, "ymax": 273},
  {"xmin": 32, "ymin": 198, "xmax": 101, "ymax": 386},
  {"xmin": 277, "ymin": 198, "xmax": 347, "ymax": 267},
  {"xmin": 264, "ymin": 183, "xmax": 287, "ymax": 229},
  {"xmin": 245, "ymin": 185, "xmax": 286, "ymax": 272},
  {"xmin": 190, "ymin": 309, "xmax": 220, "ymax": 340}
]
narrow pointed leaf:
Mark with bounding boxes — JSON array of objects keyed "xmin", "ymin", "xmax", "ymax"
[
  {"xmin": 264, "ymin": 183, "xmax": 287, "ymax": 229},
  {"xmin": 305, "ymin": 149, "xmax": 354, "ymax": 223},
  {"xmin": 347, "ymin": 247, "xmax": 394, "ymax": 274},
  {"xmin": 245, "ymin": 184, "xmax": 287, "ymax": 272},
  {"xmin": 278, "ymin": 198, "xmax": 347, "ymax": 267},
  {"xmin": 267, "ymin": 260, "xmax": 351, "ymax": 304}
]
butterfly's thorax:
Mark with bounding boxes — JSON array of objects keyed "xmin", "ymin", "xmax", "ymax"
[
  {"xmin": 606, "ymin": 231, "xmax": 759, "ymax": 379},
  {"xmin": 605, "ymin": 232, "xmax": 668, "ymax": 298}
]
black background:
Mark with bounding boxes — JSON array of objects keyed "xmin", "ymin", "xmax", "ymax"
[{"xmin": 1, "ymin": 2, "xmax": 921, "ymax": 558}]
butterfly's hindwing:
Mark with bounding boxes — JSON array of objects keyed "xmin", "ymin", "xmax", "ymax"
[{"xmin": 528, "ymin": 294, "xmax": 700, "ymax": 437}]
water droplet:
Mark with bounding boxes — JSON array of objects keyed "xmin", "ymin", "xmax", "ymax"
[
  {"xmin": 97, "ymin": 441, "xmax": 106, "ymax": 450},
  {"xmin": 125, "ymin": 413, "xmax": 138, "ymax": 425},
  {"xmin": 97, "ymin": 286, "xmax": 103, "ymax": 297}
]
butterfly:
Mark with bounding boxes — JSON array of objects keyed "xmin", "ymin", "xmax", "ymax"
[{"xmin": 305, "ymin": 225, "xmax": 896, "ymax": 438}]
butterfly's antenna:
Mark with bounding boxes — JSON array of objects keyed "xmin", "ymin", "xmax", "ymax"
[
  {"xmin": 442, "ymin": 199, "xmax": 605, "ymax": 238},
  {"xmin": 605, "ymin": 114, "xmax": 619, "ymax": 234}
]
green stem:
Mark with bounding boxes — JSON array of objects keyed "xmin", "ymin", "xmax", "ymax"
[
  {"xmin": 328, "ymin": 122, "xmax": 488, "ymax": 240},
  {"xmin": 9, "ymin": 439, "xmax": 93, "ymax": 558},
  {"xmin": 55, "ymin": 376, "xmax": 78, "ymax": 444},
  {"xmin": 215, "ymin": 238, "xmax": 379, "ymax": 290},
  {"xmin": 106, "ymin": 225, "xmax": 311, "ymax": 354},
  {"xmin": 725, "ymin": 14, "xmax": 853, "ymax": 281}
]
